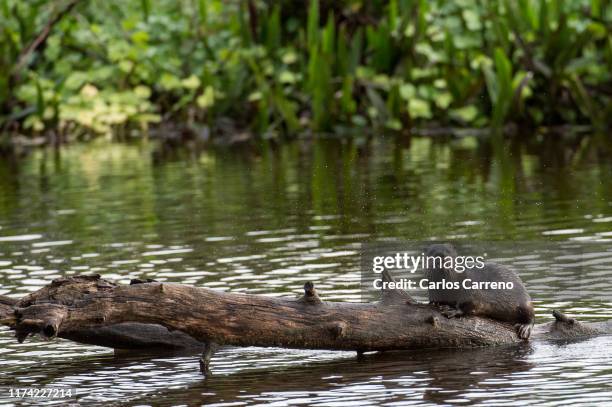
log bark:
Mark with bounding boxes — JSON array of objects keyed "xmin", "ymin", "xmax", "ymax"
[
  {"xmin": 1, "ymin": 282, "xmax": 204, "ymax": 352},
  {"xmin": 1, "ymin": 274, "xmax": 610, "ymax": 374}
]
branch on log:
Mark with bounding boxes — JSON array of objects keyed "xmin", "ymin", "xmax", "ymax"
[{"xmin": 1, "ymin": 274, "xmax": 610, "ymax": 376}]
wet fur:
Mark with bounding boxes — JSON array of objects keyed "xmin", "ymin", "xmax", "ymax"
[{"xmin": 425, "ymin": 244, "xmax": 535, "ymax": 339}]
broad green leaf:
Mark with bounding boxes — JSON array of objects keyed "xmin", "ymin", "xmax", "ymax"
[
  {"xmin": 450, "ymin": 105, "xmax": 479, "ymax": 122},
  {"xmin": 279, "ymin": 71, "xmax": 297, "ymax": 84},
  {"xmin": 197, "ymin": 86, "xmax": 215, "ymax": 108},
  {"xmin": 182, "ymin": 75, "xmax": 201, "ymax": 90},
  {"xmin": 408, "ymin": 98, "xmax": 431, "ymax": 119}
]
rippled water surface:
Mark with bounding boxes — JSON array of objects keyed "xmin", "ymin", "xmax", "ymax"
[{"xmin": 0, "ymin": 137, "xmax": 611, "ymax": 406}]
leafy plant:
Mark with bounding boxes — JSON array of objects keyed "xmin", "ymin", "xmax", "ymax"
[{"xmin": 0, "ymin": 0, "xmax": 610, "ymax": 142}]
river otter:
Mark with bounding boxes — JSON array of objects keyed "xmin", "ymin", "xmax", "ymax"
[{"xmin": 424, "ymin": 243, "xmax": 535, "ymax": 339}]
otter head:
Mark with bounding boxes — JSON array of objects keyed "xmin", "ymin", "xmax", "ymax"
[
  {"xmin": 424, "ymin": 243, "xmax": 458, "ymax": 279},
  {"xmin": 425, "ymin": 243, "xmax": 458, "ymax": 259}
]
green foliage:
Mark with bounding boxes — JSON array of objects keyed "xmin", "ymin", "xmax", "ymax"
[{"xmin": 0, "ymin": 0, "xmax": 610, "ymax": 139}]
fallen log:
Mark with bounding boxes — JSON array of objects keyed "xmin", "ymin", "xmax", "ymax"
[{"xmin": 1, "ymin": 273, "xmax": 610, "ymax": 376}]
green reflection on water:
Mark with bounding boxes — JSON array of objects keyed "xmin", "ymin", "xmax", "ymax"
[{"xmin": 0, "ymin": 135, "xmax": 610, "ymax": 297}]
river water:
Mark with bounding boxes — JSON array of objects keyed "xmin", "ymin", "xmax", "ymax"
[{"xmin": 0, "ymin": 136, "xmax": 611, "ymax": 406}]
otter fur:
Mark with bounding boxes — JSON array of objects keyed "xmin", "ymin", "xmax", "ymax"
[{"xmin": 424, "ymin": 243, "xmax": 535, "ymax": 339}]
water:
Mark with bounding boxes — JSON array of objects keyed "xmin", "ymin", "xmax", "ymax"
[{"xmin": 0, "ymin": 136, "xmax": 611, "ymax": 406}]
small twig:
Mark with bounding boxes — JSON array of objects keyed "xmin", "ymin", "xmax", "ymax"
[
  {"xmin": 247, "ymin": 0, "xmax": 258, "ymax": 41},
  {"xmin": 11, "ymin": 0, "xmax": 82, "ymax": 80},
  {"xmin": 511, "ymin": 28, "xmax": 551, "ymax": 78}
]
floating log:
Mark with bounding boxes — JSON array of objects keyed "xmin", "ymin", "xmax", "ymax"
[{"xmin": 1, "ymin": 273, "xmax": 609, "ymax": 375}]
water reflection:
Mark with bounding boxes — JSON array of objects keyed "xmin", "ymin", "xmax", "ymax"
[
  {"xmin": 0, "ymin": 135, "xmax": 611, "ymax": 405},
  {"xmin": 129, "ymin": 346, "xmax": 536, "ymax": 406}
]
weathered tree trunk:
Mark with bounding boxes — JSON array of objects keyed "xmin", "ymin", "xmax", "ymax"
[
  {"xmin": 1, "ymin": 274, "xmax": 610, "ymax": 375},
  {"xmin": 1, "ymin": 282, "xmax": 204, "ymax": 352}
]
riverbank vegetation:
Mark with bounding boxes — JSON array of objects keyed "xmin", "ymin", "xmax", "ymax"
[{"xmin": 1, "ymin": 0, "xmax": 610, "ymax": 147}]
